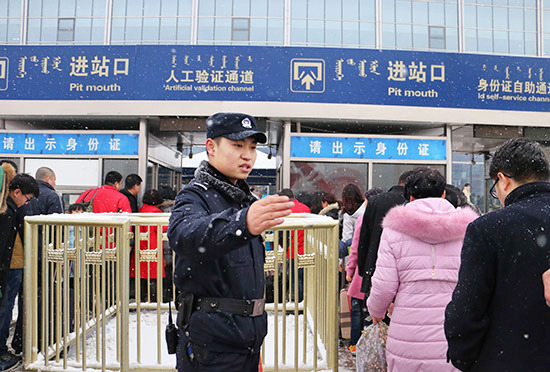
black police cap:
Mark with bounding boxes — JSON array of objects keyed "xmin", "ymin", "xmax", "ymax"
[{"xmin": 206, "ymin": 113, "xmax": 267, "ymax": 144}]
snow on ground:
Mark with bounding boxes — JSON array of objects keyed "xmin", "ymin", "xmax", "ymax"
[{"xmin": 18, "ymin": 309, "xmax": 355, "ymax": 372}]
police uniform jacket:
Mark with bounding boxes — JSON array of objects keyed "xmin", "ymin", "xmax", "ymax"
[
  {"xmin": 445, "ymin": 182, "xmax": 550, "ymax": 371},
  {"xmin": 168, "ymin": 161, "xmax": 266, "ymax": 354}
]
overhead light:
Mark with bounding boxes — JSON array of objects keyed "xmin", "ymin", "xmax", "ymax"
[{"xmin": 189, "ymin": 144, "xmax": 193, "ymax": 159}]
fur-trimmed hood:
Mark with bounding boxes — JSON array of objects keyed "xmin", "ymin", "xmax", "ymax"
[
  {"xmin": 194, "ymin": 160, "xmax": 257, "ymax": 204},
  {"xmin": 319, "ymin": 202, "xmax": 339, "ymax": 216},
  {"xmin": 382, "ymin": 197, "xmax": 479, "ymax": 244}
]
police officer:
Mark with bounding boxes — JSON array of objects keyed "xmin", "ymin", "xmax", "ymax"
[{"xmin": 168, "ymin": 113, "xmax": 294, "ymax": 372}]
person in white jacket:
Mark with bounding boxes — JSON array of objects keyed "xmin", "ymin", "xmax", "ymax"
[{"xmin": 341, "ymin": 183, "xmax": 366, "ymax": 242}]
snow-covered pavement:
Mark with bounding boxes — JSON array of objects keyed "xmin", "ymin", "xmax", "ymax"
[{"xmin": 16, "ymin": 309, "xmax": 356, "ymax": 372}]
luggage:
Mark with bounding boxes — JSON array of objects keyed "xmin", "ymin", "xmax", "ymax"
[{"xmin": 340, "ymin": 288, "xmax": 351, "ymax": 339}]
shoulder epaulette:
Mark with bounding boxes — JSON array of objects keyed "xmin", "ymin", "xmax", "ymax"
[
  {"xmin": 195, "ymin": 182, "xmax": 208, "ymax": 191},
  {"xmin": 189, "ymin": 180, "xmax": 208, "ymax": 191}
]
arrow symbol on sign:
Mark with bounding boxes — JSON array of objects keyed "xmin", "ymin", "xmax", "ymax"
[{"xmin": 301, "ymin": 74, "xmax": 315, "ymax": 90}]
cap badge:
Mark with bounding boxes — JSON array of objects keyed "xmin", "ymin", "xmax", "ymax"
[{"xmin": 242, "ymin": 118, "xmax": 252, "ymax": 129}]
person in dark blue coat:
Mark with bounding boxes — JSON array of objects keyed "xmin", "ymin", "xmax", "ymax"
[
  {"xmin": 445, "ymin": 138, "xmax": 550, "ymax": 372},
  {"xmin": 168, "ymin": 113, "xmax": 293, "ymax": 372},
  {"xmin": 33, "ymin": 167, "xmax": 64, "ymax": 215}
]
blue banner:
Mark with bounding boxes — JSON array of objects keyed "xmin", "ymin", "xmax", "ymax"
[
  {"xmin": 291, "ymin": 136, "xmax": 447, "ymax": 161},
  {"xmin": 0, "ymin": 45, "xmax": 549, "ymax": 112},
  {"xmin": 0, "ymin": 132, "xmax": 139, "ymax": 155}
]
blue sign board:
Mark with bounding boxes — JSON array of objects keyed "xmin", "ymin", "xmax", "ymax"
[
  {"xmin": 291, "ymin": 136, "xmax": 447, "ymax": 161},
  {"xmin": 0, "ymin": 45, "xmax": 549, "ymax": 112},
  {"xmin": 0, "ymin": 133, "xmax": 139, "ymax": 155}
]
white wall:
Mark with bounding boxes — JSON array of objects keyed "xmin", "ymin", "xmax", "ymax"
[{"xmin": 24, "ymin": 158, "xmax": 100, "ymax": 187}]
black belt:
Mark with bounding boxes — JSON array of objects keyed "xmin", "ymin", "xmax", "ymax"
[{"xmin": 194, "ymin": 297, "xmax": 265, "ymax": 317}]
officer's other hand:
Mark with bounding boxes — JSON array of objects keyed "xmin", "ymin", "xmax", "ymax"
[
  {"xmin": 247, "ymin": 195, "xmax": 294, "ymax": 236},
  {"xmin": 542, "ymin": 268, "xmax": 550, "ymax": 308}
]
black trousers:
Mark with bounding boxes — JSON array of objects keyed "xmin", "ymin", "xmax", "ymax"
[{"xmin": 176, "ymin": 329, "xmax": 260, "ymax": 372}]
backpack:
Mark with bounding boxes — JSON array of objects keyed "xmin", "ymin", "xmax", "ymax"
[{"xmin": 82, "ymin": 188, "xmax": 100, "ymax": 213}]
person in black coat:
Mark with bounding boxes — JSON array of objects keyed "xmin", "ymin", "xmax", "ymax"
[
  {"xmin": 0, "ymin": 174, "xmax": 38, "ymax": 370},
  {"xmin": 445, "ymin": 138, "xmax": 550, "ymax": 372},
  {"xmin": 32, "ymin": 167, "xmax": 64, "ymax": 215},
  {"xmin": 121, "ymin": 174, "xmax": 142, "ymax": 213},
  {"xmin": 9, "ymin": 167, "xmax": 64, "ymax": 357},
  {"xmin": 168, "ymin": 113, "xmax": 293, "ymax": 372},
  {"xmin": 357, "ymin": 170, "xmax": 414, "ymax": 295}
]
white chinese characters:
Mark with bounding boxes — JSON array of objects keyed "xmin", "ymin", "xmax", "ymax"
[
  {"xmin": 309, "ymin": 140, "xmax": 322, "ymax": 154},
  {"xmin": 45, "ymin": 138, "xmax": 56, "ymax": 151},
  {"xmin": 376, "ymin": 142, "xmax": 387, "ymax": 155},
  {"xmin": 397, "ymin": 142, "xmax": 408, "ymax": 156},
  {"xmin": 88, "ymin": 138, "xmax": 99, "ymax": 151},
  {"xmin": 418, "ymin": 143, "xmax": 430, "ymax": 156},
  {"xmin": 299, "ymin": 138, "xmax": 442, "ymax": 160},
  {"xmin": 332, "ymin": 141, "xmax": 343, "ymax": 155},
  {"xmin": 0, "ymin": 134, "xmax": 135, "ymax": 155},
  {"xmin": 2, "ymin": 137, "xmax": 14, "ymax": 151},
  {"xmin": 67, "ymin": 138, "xmax": 78, "ymax": 151},
  {"xmin": 109, "ymin": 138, "xmax": 121, "ymax": 151}
]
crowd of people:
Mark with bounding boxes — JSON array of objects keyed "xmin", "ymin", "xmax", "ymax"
[
  {"xmin": 279, "ymin": 141, "xmax": 550, "ymax": 372},
  {"xmin": 278, "ymin": 138, "xmax": 550, "ymax": 372},
  {"xmin": 1, "ymin": 111, "xmax": 550, "ymax": 372},
  {"xmin": 0, "ymin": 162, "xmax": 177, "ymax": 371}
]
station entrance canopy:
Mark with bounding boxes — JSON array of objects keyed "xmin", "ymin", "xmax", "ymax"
[{"xmin": 0, "ymin": 45, "xmax": 549, "ymax": 114}]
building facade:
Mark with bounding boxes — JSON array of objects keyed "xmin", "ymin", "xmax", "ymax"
[{"xmin": 1, "ymin": 0, "xmax": 550, "ymax": 212}]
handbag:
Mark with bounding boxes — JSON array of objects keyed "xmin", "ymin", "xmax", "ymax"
[{"xmin": 356, "ymin": 322, "xmax": 388, "ymax": 372}]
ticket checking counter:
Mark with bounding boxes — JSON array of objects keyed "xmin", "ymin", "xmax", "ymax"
[
  {"xmin": 284, "ymin": 133, "xmax": 450, "ymax": 198},
  {"xmin": 147, "ymin": 134, "xmax": 183, "ymax": 196},
  {"xmin": 0, "ymin": 130, "xmax": 143, "ymax": 208}
]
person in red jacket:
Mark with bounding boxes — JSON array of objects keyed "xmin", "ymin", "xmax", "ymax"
[
  {"xmin": 278, "ymin": 188, "xmax": 310, "ymax": 302},
  {"xmin": 76, "ymin": 171, "xmax": 131, "ymax": 213},
  {"xmin": 130, "ymin": 189, "xmax": 167, "ymax": 302}
]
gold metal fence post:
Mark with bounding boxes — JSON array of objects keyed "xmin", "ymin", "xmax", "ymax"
[
  {"xmin": 312, "ymin": 227, "xmax": 318, "ymax": 372},
  {"xmin": 118, "ymin": 220, "xmax": 131, "ymax": 372},
  {"xmin": 43, "ymin": 225, "xmax": 50, "ymax": 364},
  {"xmin": 302, "ymin": 228, "xmax": 308, "ymax": 366},
  {"xmin": 157, "ymin": 222, "xmax": 163, "ymax": 366},
  {"xmin": 23, "ymin": 220, "xmax": 38, "ymax": 367},
  {"xmin": 101, "ymin": 227, "xmax": 106, "ymax": 371},
  {"xmin": 328, "ymin": 223, "xmax": 339, "ymax": 372},
  {"xmin": 282, "ymin": 229, "xmax": 287, "ymax": 366},
  {"xmin": 136, "ymin": 222, "xmax": 142, "ymax": 364},
  {"xmin": 293, "ymin": 228, "xmax": 299, "ymax": 372}
]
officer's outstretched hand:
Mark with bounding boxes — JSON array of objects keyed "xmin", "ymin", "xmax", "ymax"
[{"xmin": 247, "ymin": 195, "xmax": 294, "ymax": 236}]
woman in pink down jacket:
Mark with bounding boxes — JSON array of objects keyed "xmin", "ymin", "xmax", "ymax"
[{"xmin": 367, "ymin": 168, "xmax": 478, "ymax": 372}]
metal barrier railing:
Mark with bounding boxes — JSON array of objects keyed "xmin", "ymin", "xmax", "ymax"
[
  {"xmin": 23, "ymin": 213, "xmax": 338, "ymax": 372},
  {"xmin": 262, "ymin": 214, "xmax": 339, "ymax": 372}
]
